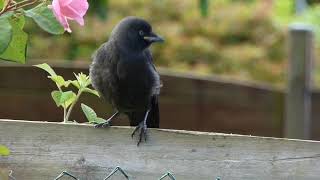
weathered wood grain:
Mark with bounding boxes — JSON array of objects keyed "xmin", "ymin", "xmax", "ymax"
[
  {"xmin": 286, "ymin": 24, "xmax": 314, "ymax": 139},
  {"xmin": 0, "ymin": 120, "xmax": 320, "ymax": 180}
]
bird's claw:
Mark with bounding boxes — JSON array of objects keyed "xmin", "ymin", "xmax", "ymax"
[
  {"xmin": 94, "ymin": 120, "xmax": 111, "ymax": 128},
  {"xmin": 131, "ymin": 122, "xmax": 147, "ymax": 146}
]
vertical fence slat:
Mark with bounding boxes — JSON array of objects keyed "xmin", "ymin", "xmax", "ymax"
[{"xmin": 285, "ymin": 24, "xmax": 314, "ymax": 139}]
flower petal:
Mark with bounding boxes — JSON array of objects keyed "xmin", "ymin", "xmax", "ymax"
[
  {"xmin": 52, "ymin": 0, "xmax": 61, "ymax": 17},
  {"xmin": 59, "ymin": 0, "xmax": 73, "ymax": 7},
  {"xmin": 68, "ymin": 0, "xmax": 89, "ymax": 16},
  {"xmin": 52, "ymin": 0, "xmax": 70, "ymax": 32},
  {"xmin": 74, "ymin": 16, "xmax": 84, "ymax": 26},
  {"xmin": 60, "ymin": 4, "xmax": 81, "ymax": 19},
  {"xmin": 51, "ymin": 0, "xmax": 88, "ymax": 32}
]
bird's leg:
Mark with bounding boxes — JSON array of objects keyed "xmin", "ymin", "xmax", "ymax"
[
  {"xmin": 131, "ymin": 110, "xmax": 150, "ymax": 146},
  {"xmin": 95, "ymin": 111, "xmax": 119, "ymax": 128}
]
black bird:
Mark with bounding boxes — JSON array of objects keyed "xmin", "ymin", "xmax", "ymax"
[{"xmin": 90, "ymin": 17, "xmax": 164, "ymax": 145}]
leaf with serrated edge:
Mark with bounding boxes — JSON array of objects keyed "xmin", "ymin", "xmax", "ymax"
[
  {"xmin": 25, "ymin": 3, "xmax": 64, "ymax": 34},
  {"xmin": 64, "ymin": 80, "xmax": 72, "ymax": 87},
  {"xmin": 83, "ymin": 88, "xmax": 100, "ymax": 97},
  {"xmin": 33, "ymin": 63, "xmax": 57, "ymax": 76},
  {"xmin": 95, "ymin": 117, "xmax": 107, "ymax": 124},
  {"xmin": 62, "ymin": 92, "xmax": 76, "ymax": 108},
  {"xmin": 0, "ymin": 17, "xmax": 12, "ymax": 54},
  {"xmin": 71, "ymin": 80, "xmax": 80, "ymax": 89},
  {"xmin": 51, "ymin": 91, "xmax": 62, "ymax": 107},
  {"xmin": 49, "ymin": 75, "xmax": 65, "ymax": 88},
  {"xmin": 51, "ymin": 91, "xmax": 76, "ymax": 107},
  {"xmin": 0, "ymin": 15, "xmax": 27, "ymax": 63},
  {"xmin": 75, "ymin": 72, "xmax": 91, "ymax": 89},
  {"xmin": 81, "ymin": 103, "xmax": 97, "ymax": 123},
  {"xmin": 0, "ymin": 145, "xmax": 10, "ymax": 156}
]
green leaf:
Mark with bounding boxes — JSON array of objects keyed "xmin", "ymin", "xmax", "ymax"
[
  {"xmin": 81, "ymin": 103, "xmax": 98, "ymax": 122},
  {"xmin": 62, "ymin": 92, "xmax": 76, "ymax": 108},
  {"xmin": 49, "ymin": 75, "xmax": 65, "ymax": 88},
  {"xmin": 64, "ymin": 80, "xmax": 72, "ymax": 87},
  {"xmin": 74, "ymin": 72, "xmax": 91, "ymax": 89},
  {"xmin": 81, "ymin": 103, "xmax": 106, "ymax": 124},
  {"xmin": 0, "ymin": 145, "xmax": 10, "ymax": 156},
  {"xmin": 71, "ymin": 80, "xmax": 80, "ymax": 89},
  {"xmin": 25, "ymin": 3, "xmax": 64, "ymax": 35},
  {"xmin": 33, "ymin": 63, "xmax": 57, "ymax": 77},
  {"xmin": 0, "ymin": 15, "xmax": 28, "ymax": 63},
  {"xmin": 0, "ymin": 0, "xmax": 3, "ymax": 10},
  {"xmin": 0, "ymin": 0, "xmax": 9, "ymax": 11},
  {"xmin": 51, "ymin": 91, "xmax": 76, "ymax": 108},
  {"xmin": 95, "ymin": 117, "xmax": 108, "ymax": 124},
  {"xmin": 0, "ymin": 16, "xmax": 12, "ymax": 54},
  {"xmin": 0, "ymin": 11, "xmax": 13, "ymax": 19},
  {"xmin": 51, "ymin": 91, "xmax": 62, "ymax": 107},
  {"xmin": 83, "ymin": 88, "xmax": 100, "ymax": 97}
]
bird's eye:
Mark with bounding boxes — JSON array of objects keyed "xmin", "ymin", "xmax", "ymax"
[{"xmin": 139, "ymin": 30, "xmax": 144, "ymax": 36}]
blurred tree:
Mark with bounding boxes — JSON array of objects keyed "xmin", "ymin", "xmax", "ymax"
[
  {"xmin": 88, "ymin": 0, "xmax": 109, "ymax": 20},
  {"xmin": 307, "ymin": 0, "xmax": 320, "ymax": 5},
  {"xmin": 255, "ymin": 0, "xmax": 273, "ymax": 19},
  {"xmin": 199, "ymin": 0, "xmax": 209, "ymax": 17},
  {"xmin": 25, "ymin": 0, "xmax": 291, "ymax": 87}
]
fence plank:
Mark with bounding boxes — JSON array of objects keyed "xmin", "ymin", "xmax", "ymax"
[
  {"xmin": 0, "ymin": 120, "xmax": 320, "ymax": 180},
  {"xmin": 285, "ymin": 24, "xmax": 314, "ymax": 139}
]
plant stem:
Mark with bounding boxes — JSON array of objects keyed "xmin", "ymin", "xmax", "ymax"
[
  {"xmin": 57, "ymin": 85, "xmax": 67, "ymax": 123},
  {"xmin": 64, "ymin": 90, "xmax": 82, "ymax": 123},
  {"xmin": 0, "ymin": 0, "xmax": 40, "ymax": 16},
  {"xmin": 8, "ymin": 0, "xmax": 38, "ymax": 9},
  {"xmin": 0, "ymin": 0, "xmax": 12, "ymax": 14}
]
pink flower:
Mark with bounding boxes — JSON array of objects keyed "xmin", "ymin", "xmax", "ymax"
[{"xmin": 50, "ymin": 0, "xmax": 89, "ymax": 33}]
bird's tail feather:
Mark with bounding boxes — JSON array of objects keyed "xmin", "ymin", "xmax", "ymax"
[{"xmin": 128, "ymin": 96, "xmax": 159, "ymax": 128}]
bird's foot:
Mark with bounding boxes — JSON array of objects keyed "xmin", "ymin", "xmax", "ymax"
[
  {"xmin": 94, "ymin": 120, "xmax": 111, "ymax": 128},
  {"xmin": 94, "ymin": 111, "xmax": 119, "ymax": 128},
  {"xmin": 131, "ymin": 121, "xmax": 147, "ymax": 146}
]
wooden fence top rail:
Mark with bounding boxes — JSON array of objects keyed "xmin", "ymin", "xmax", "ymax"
[{"xmin": 1, "ymin": 119, "xmax": 320, "ymax": 180}]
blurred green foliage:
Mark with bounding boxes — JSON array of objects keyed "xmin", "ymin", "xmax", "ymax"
[
  {"xmin": 26, "ymin": 0, "xmax": 320, "ymax": 87},
  {"xmin": 273, "ymin": 0, "xmax": 320, "ymax": 87},
  {"xmin": 199, "ymin": 0, "xmax": 209, "ymax": 17}
]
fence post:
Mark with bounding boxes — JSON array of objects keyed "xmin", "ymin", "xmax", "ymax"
[
  {"xmin": 285, "ymin": 24, "xmax": 314, "ymax": 139},
  {"xmin": 295, "ymin": 0, "xmax": 308, "ymax": 14}
]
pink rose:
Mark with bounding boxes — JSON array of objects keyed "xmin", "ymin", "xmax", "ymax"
[{"xmin": 51, "ymin": 0, "xmax": 89, "ymax": 33}]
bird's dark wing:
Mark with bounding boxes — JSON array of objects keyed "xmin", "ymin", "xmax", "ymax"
[
  {"xmin": 147, "ymin": 50, "xmax": 162, "ymax": 128},
  {"xmin": 90, "ymin": 41, "xmax": 120, "ymax": 105},
  {"xmin": 145, "ymin": 49, "xmax": 160, "ymax": 128},
  {"xmin": 126, "ymin": 49, "xmax": 160, "ymax": 128},
  {"xmin": 127, "ymin": 96, "xmax": 159, "ymax": 128}
]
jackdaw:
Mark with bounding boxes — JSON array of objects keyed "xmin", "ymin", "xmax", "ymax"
[{"xmin": 90, "ymin": 16, "xmax": 164, "ymax": 145}]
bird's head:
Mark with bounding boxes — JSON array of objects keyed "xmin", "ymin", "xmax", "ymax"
[{"xmin": 111, "ymin": 16, "xmax": 164, "ymax": 52}]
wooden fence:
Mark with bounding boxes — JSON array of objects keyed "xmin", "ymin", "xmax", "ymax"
[
  {"xmin": 1, "ymin": 119, "xmax": 320, "ymax": 180},
  {"xmin": 0, "ymin": 62, "xmax": 283, "ymax": 136},
  {"xmin": 0, "ymin": 62, "xmax": 319, "ymax": 140}
]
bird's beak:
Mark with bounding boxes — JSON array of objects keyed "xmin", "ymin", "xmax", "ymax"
[{"xmin": 144, "ymin": 32, "xmax": 164, "ymax": 43}]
